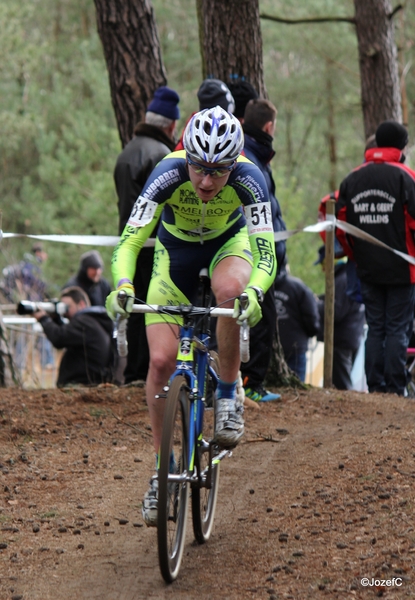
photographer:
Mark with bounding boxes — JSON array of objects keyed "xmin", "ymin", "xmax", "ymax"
[{"xmin": 33, "ymin": 286, "xmax": 114, "ymax": 388}]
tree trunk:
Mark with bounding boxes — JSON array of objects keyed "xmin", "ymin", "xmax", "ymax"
[
  {"xmin": 93, "ymin": 0, "xmax": 167, "ymax": 146},
  {"xmin": 326, "ymin": 59, "xmax": 337, "ymax": 192},
  {"xmin": 265, "ymin": 322, "xmax": 305, "ymax": 389},
  {"xmin": 354, "ymin": 0, "xmax": 402, "ymax": 138},
  {"xmin": 197, "ymin": 0, "xmax": 266, "ymax": 97}
]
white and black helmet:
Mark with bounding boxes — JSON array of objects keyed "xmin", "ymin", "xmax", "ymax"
[{"xmin": 183, "ymin": 105, "xmax": 244, "ymax": 164}]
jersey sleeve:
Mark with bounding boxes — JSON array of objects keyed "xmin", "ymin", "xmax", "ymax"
[
  {"xmin": 111, "ymin": 152, "xmax": 186, "ymax": 288},
  {"xmin": 111, "ymin": 205, "xmax": 163, "ymax": 288},
  {"xmin": 231, "ymin": 159, "xmax": 277, "ymax": 292},
  {"xmin": 247, "ymin": 223, "xmax": 277, "ymax": 293}
]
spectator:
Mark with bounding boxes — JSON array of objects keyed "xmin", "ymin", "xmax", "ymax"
[
  {"xmin": 197, "ymin": 78, "xmax": 235, "ymax": 113},
  {"xmin": 336, "ymin": 120, "xmax": 415, "ymax": 395},
  {"xmin": 114, "ymin": 86, "xmax": 180, "ymax": 385},
  {"xmin": 274, "ymin": 261, "xmax": 320, "ymax": 382},
  {"xmin": 5, "ymin": 244, "xmax": 56, "ymax": 369},
  {"xmin": 1, "ymin": 243, "xmax": 51, "ymax": 303},
  {"xmin": 63, "ymin": 250, "xmax": 111, "ymax": 307},
  {"xmin": 21, "ymin": 243, "xmax": 51, "ymax": 300},
  {"xmin": 315, "ymin": 245, "xmax": 366, "ymax": 390},
  {"xmin": 33, "ymin": 286, "xmax": 114, "ymax": 388},
  {"xmin": 239, "ymin": 97, "xmax": 287, "ymax": 402},
  {"xmin": 174, "ymin": 78, "xmax": 234, "ymax": 151},
  {"xmin": 227, "ymin": 78, "xmax": 259, "ymax": 122}
]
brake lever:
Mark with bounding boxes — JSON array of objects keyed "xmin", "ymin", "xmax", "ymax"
[
  {"xmin": 117, "ymin": 289, "xmax": 128, "ymax": 309},
  {"xmin": 239, "ymin": 292, "xmax": 250, "ymax": 363},
  {"xmin": 114, "ymin": 290, "xmax": 129, "ymax": 357}
]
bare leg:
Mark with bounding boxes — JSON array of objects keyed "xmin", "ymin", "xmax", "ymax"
[
  {"xmin": 211, "ymin": 256, "xmax": 252, "ymax": 382},
  {"xmin": 146, "ymin": 323, "xmax": 179, "ymax": 454}
]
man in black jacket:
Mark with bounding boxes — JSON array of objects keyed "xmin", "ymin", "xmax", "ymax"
[
  {"xmin": 113, "ymin": 86, "xmax": 180, "ymax": 385},
  {"xmin": 34, "ymin": 287, "xmax": 114, "ymax": 388},
  {"xmin": 336, "ymin": 120, "xmax": 415, "ymax": 395}
]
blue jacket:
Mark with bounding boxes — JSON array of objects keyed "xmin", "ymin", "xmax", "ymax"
[{"xmin": 243, "ymin": 133, "xmax": 286, "ymax": 272}]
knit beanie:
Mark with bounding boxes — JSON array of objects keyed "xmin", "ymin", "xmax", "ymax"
[
  {"xmin": 81, "ymin": 250, "xmax": 104, "ymax": 270},
  {"xmin": 228, "ymin": 80, "xmax": 259, "ymax": 118},
  {"xmin": 375, "ymin": 120, "xmax": 408, "ymax": 150},
  {"xmin": 147, "ymin": 86, "xmax": 180, "ymax": 121},
  {"xmin": 197, "ymin": 79, "xmax": 235, "ymax": 113}
]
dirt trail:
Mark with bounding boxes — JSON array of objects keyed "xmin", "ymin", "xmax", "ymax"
[{"xmin": 0, "ymin": 385, "xmax": 414, "ymax": 599}]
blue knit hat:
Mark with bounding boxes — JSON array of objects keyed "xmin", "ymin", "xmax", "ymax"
[{"xmin": 147, "ymin": 86, "xmax": 180, "ymax": 120}]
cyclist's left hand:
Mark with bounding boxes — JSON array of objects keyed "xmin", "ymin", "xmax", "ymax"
[{"xmin": 233, "ymin": 287, "xmax": 262, "ymax": 327}]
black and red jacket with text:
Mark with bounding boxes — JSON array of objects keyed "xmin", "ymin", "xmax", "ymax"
[{"xmin": 334, "ymin": 147, "xmax": 415, "ymax": 285}]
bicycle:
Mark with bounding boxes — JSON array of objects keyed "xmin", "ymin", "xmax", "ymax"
[{"xmin": 115, "ymin": 269, "xmax": 250, "ymax": 583}]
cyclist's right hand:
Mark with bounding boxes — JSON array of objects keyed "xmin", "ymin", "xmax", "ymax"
[
  {"xmin": 233, "ymin": 287, "xmax": 262, "ymax": 327},
  {"xmin": 106, "ymin": 285, "xmax": 135, "ymax": 321}
]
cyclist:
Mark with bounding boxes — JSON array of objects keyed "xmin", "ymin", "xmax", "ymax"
[{"xmin": 106, "ymin": 106, "xmax": 277, "ymax": 526}]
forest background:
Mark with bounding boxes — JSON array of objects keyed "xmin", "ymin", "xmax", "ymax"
[{"xmin": 1, "ymin": 0, "xmax": 414, "ymax": 297}]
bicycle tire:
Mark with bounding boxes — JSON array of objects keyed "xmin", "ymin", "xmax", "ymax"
[
  {"xmin": 157, "ymin": 376, "xmax": 190, "ymax": 583},
  {"xmin": 191, "ymin": 351, "xmax": 220, "ymax": 543}
]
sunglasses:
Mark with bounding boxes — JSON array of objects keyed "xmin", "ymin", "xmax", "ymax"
[{"xmin": 187, "ymin": 157, "xmax": 235, "ymax": 179}]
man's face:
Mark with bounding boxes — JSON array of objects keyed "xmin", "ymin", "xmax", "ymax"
[
  {"xmin": 61, "ymin": 297, "xmax": 80, "ymax": 319},
  {"xmin": 86, "ymin": 267, "xmax": 102, "ymax": 283},
  {"xmin": 187, "ymin": 157, "xmax": 235, "ymax": 203},
  {"xmin": 35, "ymin": 250, "xmax": 48, "ymax": 263}
]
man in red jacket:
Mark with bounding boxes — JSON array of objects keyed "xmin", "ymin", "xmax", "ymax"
[{"xmin": 336, "ymin": 120, "xmax": 415, "ymax": 395}]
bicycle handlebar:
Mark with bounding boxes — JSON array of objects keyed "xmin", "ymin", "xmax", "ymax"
[{"xmin": 113, "ymin": 292, "xmax": 250, "ymax": 360}]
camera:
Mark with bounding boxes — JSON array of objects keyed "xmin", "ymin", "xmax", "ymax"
[{"xmin": 17, "ymin": 300, "xmax": 68, "ymax": 316}]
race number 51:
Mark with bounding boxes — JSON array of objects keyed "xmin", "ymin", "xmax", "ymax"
[
  {"xmin": 127, "ymin": 197, "xmax": 158, "ymax": 228},
  {"xmin": 245, "ymin": 202, "xmax": 273, "ymax": 234}
]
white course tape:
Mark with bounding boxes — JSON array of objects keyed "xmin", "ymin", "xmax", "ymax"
[
  {"xmin": 2, "ymin": 218, "xmax": 415, "ymax": 265},
  {"xmin": 334, "ymin": 220, "xmax": 415, "ymax": 266},
  {"xmin": 1, "ymin": 232, "xmax": 156, "ymax": 247},
  {"xmin": 274, "ymin": 219, "xmax": 415, "ymax": 266}
]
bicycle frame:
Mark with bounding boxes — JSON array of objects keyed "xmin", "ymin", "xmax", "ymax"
[
  {"xmin": 115, "ymin": 301, "xmax": 237, "ymax": 475},
  {"xmin": 165, "ymin": 307, "xmax": 227, "ymax": 488}
]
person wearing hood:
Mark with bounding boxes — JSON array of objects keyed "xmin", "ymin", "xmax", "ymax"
[
  {"xmin": 63, "ymin": 250, "xmax": 111, "ymax": 307},
  {"xmin": 33, "ymin": 286, "xmax": 114, "ymax": 387},
  {"xmin": 336, "ymin": 120, "xmax": 415, "ymax": 395}
]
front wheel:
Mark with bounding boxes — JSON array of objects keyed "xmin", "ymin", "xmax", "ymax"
[{"xmin": 157, "ymin": 376, "xmax": 190, "ymax": 583}]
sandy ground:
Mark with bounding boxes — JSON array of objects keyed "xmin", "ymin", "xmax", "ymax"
[{"xmin": 0, "ymin": 384, "xmax": 414, "ymax": 599}]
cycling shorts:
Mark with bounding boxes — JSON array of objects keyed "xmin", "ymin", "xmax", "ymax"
[{"xmin": 145, "ymin": 221, "xmax": 253, "ymax": 325}]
